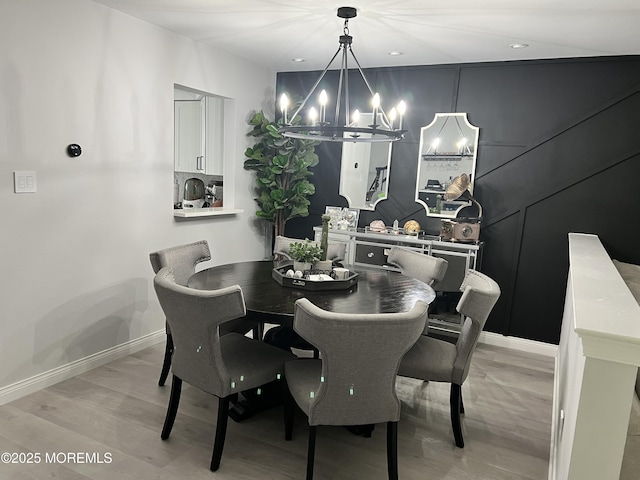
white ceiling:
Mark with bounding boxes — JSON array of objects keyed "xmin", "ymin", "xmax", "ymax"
[{"xmin": 91, "ymin": 0, "xmax": 640, "ymax": 72}]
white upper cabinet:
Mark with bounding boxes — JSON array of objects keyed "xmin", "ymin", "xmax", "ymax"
[
  {"xmin": 174, "ymin": 87, "xmax": 224, "ymax": 176},
  {"xmin": 174, "ymin": 98, "xmax": 205, "ymax": 173},
  {"xmin": 204, "ymin": 95, "xmax": 224, "ymax": 176}
]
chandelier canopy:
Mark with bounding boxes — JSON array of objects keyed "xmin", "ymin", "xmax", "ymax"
[{"xmin": 278, "ymin": 6, "xmax": 407, "ymax": 143}]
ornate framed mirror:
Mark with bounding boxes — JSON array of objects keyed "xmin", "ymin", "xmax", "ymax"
[
  {"xmin": 415, "ymin": 113, "xmax": 479, "ymax": 218},
  {"xmin": 339, "ymin": 113, "xmax": 392, "ymax": 210}
]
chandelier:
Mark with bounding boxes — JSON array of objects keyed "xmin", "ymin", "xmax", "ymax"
[{"xmin": 278, "ymin": 6, "xmax": 407, "ymax": 143}]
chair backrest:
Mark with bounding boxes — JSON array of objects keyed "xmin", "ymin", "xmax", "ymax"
[
  {"xmin": 153, "ymin": 267, "xmax": 246, "ymax": 397},
  {"xmin": 149, "ymin": 240, "xmax": 211, "ymax": 286},
  {"xmin": 273, "ymin": 236, "xmax": 298, "ymax": 260},
  {"xmin": 452, "ymin": 269, "xmax": 501, "ymax": 384},
  {"xmin": 274, "ymin": 235, "xmax": 347, "ymax": 262},
  {"xmin": 326, "ymin": 240, "xmax": 347, "ymax": 263},
  {"xmin": 387, "ymin": 246, "xmax": 449, "ymax": 286},
  {"xmin": 292, "ymin": 298, "xmax": 428, "ymax": 426}
]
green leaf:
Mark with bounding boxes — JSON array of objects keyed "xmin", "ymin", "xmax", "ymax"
[
  {"xmin": 272, "ymin": 155, "xmax": 288, "ymax": 167},
  {"xmin": 256, "ymin": 210, "xmax": 274, "ymax": 220},
  {"xmin": 265, "ymin": 124, "xmax": 281, "ymax": 137},
  {"xmin": 288, "ymin": 206, "xmax": 309, "ymax": 218},
  {"xmin": 270, "ymin": 189, "xmax": 285, "ymax": 201}
]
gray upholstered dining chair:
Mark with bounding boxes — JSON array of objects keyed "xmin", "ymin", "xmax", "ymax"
[
  {"xmin": 149, "ymin": 240, "xmax": 258, "ymax": 386},
  {"xmin": 283, "ymin": 298, "xmax": 429, "ymax": 480},
  {"xmin": 387, "ymin": 246, "xmax": 449, "ymax": 288},
  {"xmin": 397, "ymin": 269, "xmax": 501, "ymax": 448},
  {"xmin": 153, "ymin": 267, "xmax": 295, "ymax": 472},
  {"xmin": 387, "ymin": 246, "xmax": 448, "ymax": 334},
  {"xmin": 274, "ymin": 235, "xmax": 347, "ymax": 263}
]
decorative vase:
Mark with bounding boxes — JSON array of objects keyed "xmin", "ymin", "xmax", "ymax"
[
  {"xmin": 293, "ymin": 261, "xmax": 312, "ymax": 272},
  {"xmin": 263, "ymin": 220, "xmax": 274, "ymax": 260}
]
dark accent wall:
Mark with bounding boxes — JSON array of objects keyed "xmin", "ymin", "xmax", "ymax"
[{"xmin": 277, "ymin": 56, "xmax": 640, "ymax": 344}]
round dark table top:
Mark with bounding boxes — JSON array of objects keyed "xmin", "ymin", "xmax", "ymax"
[{"xmin": 188, "ymin": 260, "xmax": 435, "ymax": 325}]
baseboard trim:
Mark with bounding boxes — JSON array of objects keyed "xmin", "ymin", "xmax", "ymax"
[
  {"xmin": 0, "ymin": 329, "xmax": 557, "ymax": 407},
  {"xmin": 0, "ymin": 330, "xmax": 165, "ymax": 407},
  {"xmin": 479, "ymin": 331, "xmax": 558, "ymax": 357}
]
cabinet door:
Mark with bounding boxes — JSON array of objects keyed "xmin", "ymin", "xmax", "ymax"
[
  {"xmin": 174, "ymin": 99, "xmax": 205, "ymax": 173},
  {"xmin": 204, "ymin": 96, "xmax": 224, "ymax": 175}
]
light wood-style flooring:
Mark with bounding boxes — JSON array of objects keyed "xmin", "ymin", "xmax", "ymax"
[{"xmin": 0, "ymin": 342, "xmax": 634, "ymax": 479}]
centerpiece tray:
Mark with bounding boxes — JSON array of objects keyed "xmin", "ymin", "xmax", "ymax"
[{"xmin": 272, "ymin": 265, "xmax": 359, "ymax": 291}]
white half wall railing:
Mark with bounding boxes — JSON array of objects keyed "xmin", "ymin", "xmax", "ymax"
[{"xmin": 549, "ymin": 233, "xmax": 640, "ymax": 480}]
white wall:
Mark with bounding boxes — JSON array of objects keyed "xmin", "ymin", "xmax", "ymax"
[{"xmin": 0, "ymin": 0, "xmax": 276, "ymax": 397}]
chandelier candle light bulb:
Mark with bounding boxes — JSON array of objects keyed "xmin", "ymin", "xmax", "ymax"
[
  {"xmin": 398, "ymin": 100, "xmax": 406, "ymax": 130},
  {"xmin": 388, "ymin": 107, "xmax": 397, "ymax": 129},
  {"xmin": 351, "ymin": 109, "xmax": 360, "ymax": 127},
  {"xmin": 319, "ymin": 90, "xmax": 328, "ymax": 124},
  {"xmin": 372, "ymin": 93, "xmax": 380, "ymax": 127},
  {"xmin": 309, "ymin": 107, "xmax": 318, "ymax": 126},
  {"xmin": 280, "ymin": 93, "xmax": 289, "ymax": 124}
]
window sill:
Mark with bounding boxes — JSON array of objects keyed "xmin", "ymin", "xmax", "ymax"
[{"xmin": 173, "ymin": 207, "xmax": 243, "ymax": 218}]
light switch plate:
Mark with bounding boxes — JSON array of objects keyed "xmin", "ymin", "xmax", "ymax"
[{"xmin": 14, "ymin": 171, "xmax": 37, "ymax": 193}]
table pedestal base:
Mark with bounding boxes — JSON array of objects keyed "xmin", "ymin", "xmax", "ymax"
[
  {"xmin": 346, "ymin": 424, "xmax": 375, "ymax": 437},
  {"xmin": 228, "ymin": 383, "xmax": 282, "ymax": 422}
]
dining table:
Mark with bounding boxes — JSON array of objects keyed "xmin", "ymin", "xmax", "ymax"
[
  {"xmin": 187, "ymin": 259, "xmax": 436, "ymax": 326},
  {"xmin": 188, "ymin": 259, "xmax": 435, "ymax": 427}
]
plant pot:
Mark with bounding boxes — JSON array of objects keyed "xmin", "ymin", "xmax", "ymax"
[
  {"xmin": 293, "ymin": 261, "xmax": 312, "ymax": 272},
  {"xmin": 314, "ymin": 260, "xmax": 333, "ymax": 272}
]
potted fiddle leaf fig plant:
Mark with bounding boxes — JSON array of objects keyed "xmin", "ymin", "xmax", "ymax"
[
  {"xmin": 289, "ymin": 239, "xmax": 322, "ymax": 272},
  {"xmin": 243, "ymin": 110, "xmax": 320, "ymax": 239}
]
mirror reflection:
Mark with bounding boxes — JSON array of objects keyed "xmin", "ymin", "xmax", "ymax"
[
  {"xmin": 415, "ymin": 113, "xmax": 479, "ymax": 218},
  {"xmin": 340, "ymin": 113, "xmax": 392, "ymax": 210}
]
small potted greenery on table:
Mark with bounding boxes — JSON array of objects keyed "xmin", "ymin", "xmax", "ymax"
[{"xmin": 289, "ymin": 239, "xmax": 322, "ymax": 273}]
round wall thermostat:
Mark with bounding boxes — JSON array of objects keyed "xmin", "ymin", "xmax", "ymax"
[{"xmin": 67, "ymin": 144, "xmax": 82, "ymax": 157}]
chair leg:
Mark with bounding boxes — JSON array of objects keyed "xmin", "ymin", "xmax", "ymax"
[
  {"xmin": 460, "ymin": 389, "xmax": 465, "ymax": 415},
  {"xmin": 161, "ymin": 375, "xmax": 182, "ymax": 440},
  {"xmin": 210, "ymin": 396, "xmax": 230, "ymax": 471},
  {"xmin": 283, "ymin": 379, "xmax": 295, "ymax": 441},
  {"xmin": 386, "ymin": 421, "xmax": 398, "ymax": 480},
  {"xmin": 450, "ymin": 383, "xmax": 464, "ymax": 448},
  {"xmin": 158, "ymin": 332, "xmax": 174, "ymax": 386},
  {"xmin": 306, "ymin": 425, "xmax": 317, "ymax": 480}
]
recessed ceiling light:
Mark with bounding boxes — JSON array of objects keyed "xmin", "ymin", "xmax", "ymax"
[
  {"xmin": 509, "ymin": 43, "xmax": 529, "ymax": 49},
  {"xmin": 291, "ymin": 58, "xmax": 305, "ymax": 63},
  {"xmin": 388, "ymin": 51, "xmax": 403, "ymax": 56}
]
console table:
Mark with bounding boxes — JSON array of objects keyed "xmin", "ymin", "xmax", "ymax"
[{"xmin": 313, "ymin": 226, "xmax": 483, "ymax": 335}]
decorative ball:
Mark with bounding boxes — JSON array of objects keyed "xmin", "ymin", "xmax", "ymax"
[
  {"xmin": 286, "ymin": 269, "xmax": 295, "ymax": 277},
  {"xmin": 294, "ymin": 270, "xmax": 303, "ymax": 278},
  {"xmin": 369, "ymin": 220, "xmax": 386, "ymax": 232},
  {"xmin": 404, "ymin": 220, "xmax": 421, "ymax": 234}
]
